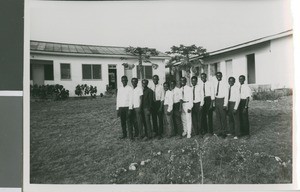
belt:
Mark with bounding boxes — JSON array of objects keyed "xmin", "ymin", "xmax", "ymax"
[
  {"xmin": 204, "ymin": 96, "xmax": 211, "ymax": 98},
  {"xmin": 182, "ymin": 101, "xmax": 190, "ymax": 103}
]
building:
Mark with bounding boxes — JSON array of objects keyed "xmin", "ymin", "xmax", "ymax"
[
  {"xmin": 172, "ymin": 30, "xmax": 294, "ymax": 90},
  {"xmin": 30, "ymin": 41, "xmax": 170, "ymax": 96}
]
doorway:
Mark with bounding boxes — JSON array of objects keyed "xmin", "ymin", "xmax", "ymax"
[
  {"xmin": 108, "ymin": 65, "xmax": 117, "ymax": 89},
  {"xmin": 30, "ymin": 59, "xmax": 54, "ymax": 85}
]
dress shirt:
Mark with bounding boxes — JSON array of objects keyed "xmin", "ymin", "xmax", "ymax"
[
  {"xmin": 163, "ymin": 90, "xmax": 174, "ymax": 112},
  {"xmin": 239, "ymin": 84, "xmax": 252, "ymax": 99},
  {"xmin": 141, "ymin": 87, "xmax": 154, "ymax": 109},
  {"xmin": 181, "ymin": 85, "xmax": 193, "ymax": 110},
  {"xmin": 228, "ymin": 84, "xmax": 241, "ymax": 110},
  {"xmin": 191, "ymin": 84, "xmax": 204, "ymax": 105},
  {"xmin": 172, "ymin": 87, "xmax": 182, "ymax": 103},
  {"xmin": 116, "ymin": 85, "xmax": 133, "ymax": 110},
  {"xmin": 214, "ymin": 79, "xmax": 229, "ymax": 107},
  {"xmin": 150, "ymin": 84, "xmax": 164, "ymax": 101},
  {"xmin": 199, "ymin": 81, "xmax": 215, "ymax": 100},
  {"xmin": 132, "ymin": 86, "xmax": 143, "ymax": 108}
]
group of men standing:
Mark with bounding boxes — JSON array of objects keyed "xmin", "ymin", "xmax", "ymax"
[{"xmin": 116, "ymin": 72, "xmax": 251, "ymax": 141}]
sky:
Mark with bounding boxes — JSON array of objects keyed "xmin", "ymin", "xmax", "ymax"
[{"xmin": 30, "ymin": 0, "xmax": 293, "ymax": 53}]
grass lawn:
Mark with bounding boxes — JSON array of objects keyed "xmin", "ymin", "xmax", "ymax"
[{"xmin": 30, "ymin": 96, "xmax": 293, "ymax": 184}]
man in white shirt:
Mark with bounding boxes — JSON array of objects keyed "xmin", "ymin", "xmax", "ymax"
[
  {"xmin": 191, "ymin": 76, "xmax": 204, "ymax": 137},
  {"xmin": 163, "ymin": 82, "xmax": 174, "ymax": 138},
  {"xmin": 170, "ymin": 80, "xmax": 183, "ymax": 137},
  {"xmin": 150, "ymin": 75, "xmax": 164, "ymax": 138},
  {"xmin": 180, "ymin": 77, "xmax": 193, "ymax": 138},
  {"xmin": 116, "ymin": 76, "xmax": 133, "ymax": 140},
  {"xmin": 213, "ymin": 72, "xmax": 228, "ymax": 138},
  {"xmin": 199, "ymin": 73, "xmax": 215, "ymax": 136},
  {"xmin": 131, "ymin": 77, "xmax": 144, "ymax": 139},
  {"xmin": 238, "ymin": 75, "xmax": 252, "ymax": 138},
  {"xmin": 227, "ymin": 77, "xmax": 241, "ymax": 139}
]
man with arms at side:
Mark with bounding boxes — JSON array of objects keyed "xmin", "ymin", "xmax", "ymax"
[
  {"xmin": 199, "ymin": 73, "xmax": 215, "ymax": 136},
  {"xmin": 131, "ymin": 77, "xmax": 144, "ymax": 139},
  {"xmin": 150, "ymin": 75, "xmax": 164, "ymax": 138},
  {"xmin": 238, "ymin": 75, "xmax": 252, "ymax": 138},
  {"xmin": 191, "ymin": 76, "xmax": 203, "ymax": 137},
  {"xmin": 180, "ymin": 77, "xmax": 193, "ymax": 138},
  {"xmin": 227, "ymin": 77, "xmax": 241, "ymax": 139},
  {"xmin": 213, "ymin": 72, "xmax": 229, "ymax": 138},
  {"xmin": 170, "ymin": 80, "xmax": 183, "ymax": 137},
  {"xmin": 163, "ymin": 82, "xmax": 174, "ymax": 138},
  {"xmin": 141, "ymin": 79, "xmax": 154, "ymax": 140},
  {"xmin": 116, "ymin": 76, "xmax": 133, "ymax": 140}
]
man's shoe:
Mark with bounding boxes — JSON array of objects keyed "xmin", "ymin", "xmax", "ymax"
[
  {"xmin": 187, "ymin": 135, "xmax": 191, "ymax": 139},
  {"xmin": 182, "ymin": 132, "xmax": 187, "ymax": 137}
]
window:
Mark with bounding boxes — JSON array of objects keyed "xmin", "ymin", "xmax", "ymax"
[
  {"xmin": 137, "ymin": 65, "xmax": 153, "ymax": 79},
  {"xmin": 225, "ymin": 59, "xmax": 233, "ymax": 78},
  {"xmin": 44, "ymin": 64, "xmax": 54, "ymax": 80},
  {"xmin": 82, "ymin": 64, "xmax": 102, "ymax": 80},
  {"xmin": 60, "ymin": 63, "xmax": 71, "ymax": 79},
  {"xmin": 247, "ymin": 54, "xmax": 256, "ymax": 84},
  {"xmin": 210, "ymin": 62, "xmax": 220, "ymax": 76}
]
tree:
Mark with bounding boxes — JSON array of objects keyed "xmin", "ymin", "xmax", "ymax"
[
  {"xmin": 124, "ymin": 47, "xmax": 159, "ymax": 80},
  {"xmin": 166, "ymin": 44, "xmax": 209, "ymax": 85}
]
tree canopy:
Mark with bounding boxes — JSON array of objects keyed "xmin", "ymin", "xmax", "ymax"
[{"xmin": 124, "ymin": 46, "xmax": 160, "ymax": 79}]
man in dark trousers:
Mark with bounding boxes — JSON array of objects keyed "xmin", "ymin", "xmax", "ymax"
[
  {"xmin": 141, "ymin": 79, "xmax": 154, "ymax": 140},
  {"xmin": 191, "ymin": 76, "xmax": 203, "ymax": 137},
  {"xmin": 170, "ymin": 80, "xmax": 183, "ymax": 137},
  {"xmin": 116, "ymin": 76, "xmax": 133, "ymax": 140},
  {"xmin": 238, "ymin": 75, "xmax": 252, "ymax": 138},
  {"xmin": 150, "ymin": 75, "xmax": 164, "ymax": 139},
  {"xmin": 131, "ymin": 77, "xmax": 144, "ymax": 139},
  {"xmin": 227, "ymin": 77, "xmax": 241, "ymax": 139},
  {"xmin": 213, "ymin": 72, "xmax": 228, "ymax": 138},
  {"xmin": 199, "ymin": 73, "xmax": 215, "ymax": 136}
]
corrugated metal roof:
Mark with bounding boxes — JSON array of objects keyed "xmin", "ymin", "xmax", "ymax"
[{"xmin": 30, "ymin": 40, "xmax": 169, "ymax": 58}]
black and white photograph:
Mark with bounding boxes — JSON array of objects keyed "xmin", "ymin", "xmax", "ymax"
[{"xmin": 26, "ymin": 0, "xmax": 295, "ymax": 189}]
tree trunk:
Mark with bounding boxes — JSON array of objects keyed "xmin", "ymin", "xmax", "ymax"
[
  {"xmin": 139, "ymin": 55, "xmax": 143, "ymax": 80},
  {"xmin": 175, "ymin": 67, "xmax": 180, "ymax": 87}
]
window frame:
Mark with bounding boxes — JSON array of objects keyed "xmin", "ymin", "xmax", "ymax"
[
  {"xmin": 137, "ymin": 65, "xmax": 153, "ymax": 79},
  {"xmin": 82, "ymin": 64, "xmax": 102, "ymax": 80},
  {"xmin": 60, "ymin": 63, "xmax": 72, "ymax": 80}
]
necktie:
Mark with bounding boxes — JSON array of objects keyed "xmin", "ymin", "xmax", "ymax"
[
  {"xmin": 203, "ymin": 83, "xmax": 206, "ymax": 97},
  {"xmin": 229, "ymin": 86, "xmax": 232, "ymax": 101},
  {"xmin": 239, "ymin": 84, "xmax": 242, "ymax": 94},
  {"xmin": 182, "ymin": 86, "xmax": 184, "ymax": 99},
  {"xmin": 193, "ymin": 86, "xmax": 195, "ymax": 101},
  {"xmin": 216, "ymin": 81, "xmax": 220, "ymax": 96}
]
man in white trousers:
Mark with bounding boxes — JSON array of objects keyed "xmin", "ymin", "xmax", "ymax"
[{"xmin": 180, "ymin": 77, "xmax": 193, "ymax": 138}]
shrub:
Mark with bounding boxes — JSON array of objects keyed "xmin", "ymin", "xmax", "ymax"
[
  {"xmin": 30, "ymin": 84, "xmax": 69, "ymax": 100},
  {"xmin": 90, "ymin": 86, "xmax": 97, "ymax": 98},
  {"xmin": 105, "ymin": 84, "xmax": 116, "ymax": 96},
  {"xmin": 252, "ymin": 88, "xmax": 293, "ymax": 100},
  {"xmin": 75, "ymin": 84, "xmax": 97, "ymax": 98}
]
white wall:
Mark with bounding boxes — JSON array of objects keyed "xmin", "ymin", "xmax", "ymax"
[
  {"xmin": 30, "ymin": 54, "xmax": 167, "ymax": 96},
  {"xmin": 202, "ymin": 35, "xmax": 293, "ymax": 89},
  {"xmin": 269, "ymin": 35, "xmax": 294, "ymax": 89}
]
